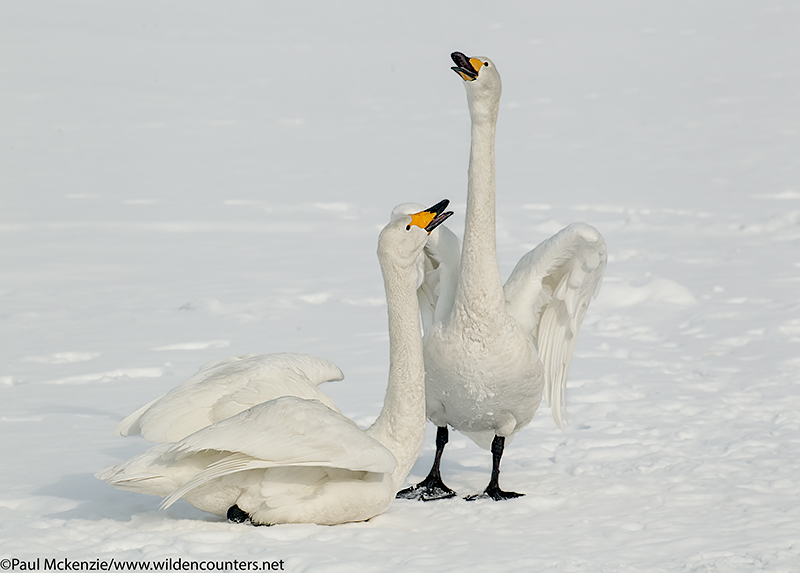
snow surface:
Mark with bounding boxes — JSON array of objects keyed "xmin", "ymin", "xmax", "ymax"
[{"xmin": 2, "ymin": 1, "xmax": 800, "ymax": 571}]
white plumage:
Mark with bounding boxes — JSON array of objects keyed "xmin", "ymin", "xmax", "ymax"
[
  {"xmin": 114, "ymin": 353, "xmax": 344, "ymax": 442},
  {"xmin": 97, "ymin": 201, "xmax": 454, "ymax": 525},
  {"xmin": 397, "ymin": 52, "xmax": 607, "ymax": 501},
  {"xmin": 504, "ymin": 222, "xmax": 607, "ymax": 430}
]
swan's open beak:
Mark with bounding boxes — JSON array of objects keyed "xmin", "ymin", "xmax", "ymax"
[
  {"xmin": 409, "ymin": 199, "xmax": 454, "ymax": 235},
  {"xmin": 451, "ymin": 52, "xmax": 484, "ymax": 82}
]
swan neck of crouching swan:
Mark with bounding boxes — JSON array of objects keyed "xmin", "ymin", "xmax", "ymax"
[
  {"xmin": 367, "ymin": 232, "xmax": 427, "ymax": 488},
  {"xmin": 454, "ymin": 79, "xmax": 505, "ymax": 316}
]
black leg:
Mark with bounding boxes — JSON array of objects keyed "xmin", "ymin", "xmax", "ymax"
[
  {"xmin": 396, "ymin": 426, "xmax": 457, "ymax": 501},
  {"xmin": 465, "ymin": 435, "xmax": 524, "ymax": 501}
]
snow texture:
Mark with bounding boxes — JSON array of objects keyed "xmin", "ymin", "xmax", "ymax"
[{"xmin": 2, "ymin": 1, "xmax": 800, "ymax": 571}]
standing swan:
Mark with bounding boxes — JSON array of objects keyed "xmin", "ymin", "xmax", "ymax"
[
  {"xmin": 397, "ymin": 52, "xmax": 607, "ymax": 501},
  {"xmin": 97, "ymin": 200, "xmax": 454, "ymax": 526}
]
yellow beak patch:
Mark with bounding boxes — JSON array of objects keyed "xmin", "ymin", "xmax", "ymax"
[
  {"xmin": 455, "ymin": 58, "xmax": 485, "ymax": 81},
  {"xmin": 408, "ymin": 209, "xmax": 437, "ymax": 233}
]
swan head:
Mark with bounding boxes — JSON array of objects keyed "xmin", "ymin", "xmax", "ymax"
[
  {"xmin": 451, "ymin": 52, "xmax": 501, "ymax": 121},
  {"xmin": 390, "ymin": 202, "xmax": 449, "ymax": 242},
  {"xmin": 379, "ymin": 200, "xmax": 453, "ymax": 268}
]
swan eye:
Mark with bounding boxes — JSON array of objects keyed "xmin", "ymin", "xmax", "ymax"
[{"xmin": 406, "ymin": 224, "xmax": 411, "ymax": 231}]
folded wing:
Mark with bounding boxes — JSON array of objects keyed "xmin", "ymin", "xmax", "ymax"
[{"xmin": 160, "ymin": 396, "xmax": 397, "ymax": 508}]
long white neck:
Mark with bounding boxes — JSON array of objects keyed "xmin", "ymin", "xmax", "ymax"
[
  {"xmin": 452, "ymin": 94, "xmax": 505, "ymax": 318},
  {"xmin": 366, "ymin": 256, "xmax": 426, "ymax": 489}
]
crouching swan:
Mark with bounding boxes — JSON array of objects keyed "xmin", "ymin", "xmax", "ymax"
[
  {"xmin": 396, "ymin": 52, "xmax": 607, "ymax": 502},
  {"xmin": 97, "ymin": 200, "xmax": 454, "ymax": 526}
]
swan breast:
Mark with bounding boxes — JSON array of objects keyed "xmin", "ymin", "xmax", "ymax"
[{"xmin": 422, "ymin": 318, "xmax": 544, "ymax": 438}]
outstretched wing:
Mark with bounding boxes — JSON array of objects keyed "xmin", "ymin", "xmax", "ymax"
[
  {"xmin": 115, "ymin": 353, "xmax": 344, "ymax": 442},
  {"xmin": 503, "ymin": 223, "xmax": 607, "ymax": 429},
  {"xmin": 391, "ymin": 203, "xmax": 461, "ymax": 334},
  {"xmin": 160, "ymin": 396, "xmax": 397, "ymax": 508}
]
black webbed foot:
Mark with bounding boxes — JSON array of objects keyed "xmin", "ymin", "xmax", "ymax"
[
  {"xmin": 227, "ymin": 504, "xmax": 251, "ymax": 523},
  {"xmin": 463, "ymin": 435, "xmax": 524, "ymax": 501},
  {"xmin": 464, "ymin": 484, "xmax": 524, "ymax": 502},
  {"xmin": 396, "ymin": 475, "xmax": 457, "ymax": 501},
  {"xmin": 396, "ymin": 426, "xmax": 456, "ymax": 501}
]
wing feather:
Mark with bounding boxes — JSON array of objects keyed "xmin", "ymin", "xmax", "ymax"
[
  {"xmin": 166, "ymin": 397, "xmax": 396, "ymax": 474},
  {"xmin": 115, "ymin": 353, "xmax": 344, "ymax": 442},
  {"xmin": 504, "ymin": 223, "xmax": 607, "ymax": 429},
  {"xmin": 158, "ymin": 397, "xmax": 396, "ymax": 507}
]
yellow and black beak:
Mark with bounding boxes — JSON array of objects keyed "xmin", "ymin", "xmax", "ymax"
[
  {"xmin": 408, "ymin": 199, "xmax": 454, "ymax": 235},
  {"xmin": 451, "ymin": 51, "xmax": 484, "ymax": 81}
]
